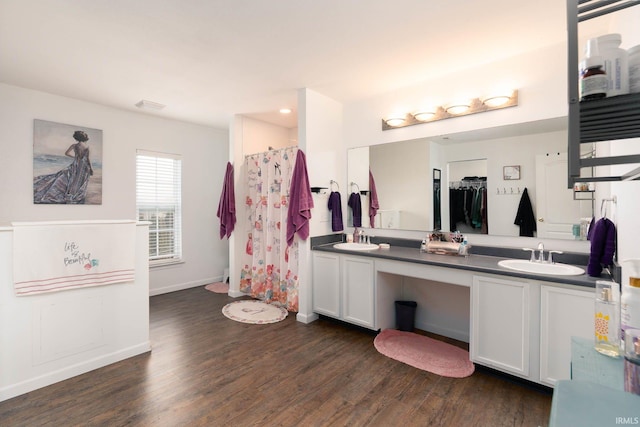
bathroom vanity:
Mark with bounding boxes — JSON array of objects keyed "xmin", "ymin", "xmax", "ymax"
[{"xmin": 311, "ymin": 237, "xmax": 604, "ymax": 387}]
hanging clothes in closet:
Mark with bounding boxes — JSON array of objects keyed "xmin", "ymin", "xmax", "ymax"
[{"xmin": 449, "ymin": 177, "xmax": 488, "ymax": 234}]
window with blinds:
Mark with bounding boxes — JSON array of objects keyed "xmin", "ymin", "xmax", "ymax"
[{"xmin": 136, "ymin": 150, "xmax": 182, "ymax": 265}]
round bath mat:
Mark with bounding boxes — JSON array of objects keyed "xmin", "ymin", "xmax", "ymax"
[
  {"xmin": 374, "ymin": 329, "xmax": 475, "ymax": 378},
  {"xmin": 205, "ymin": 282, "xmax": 229, "ymax": 294},
  {"xmin": 222, "ymin": 300, "xmax": 288, "ymax": 324}
]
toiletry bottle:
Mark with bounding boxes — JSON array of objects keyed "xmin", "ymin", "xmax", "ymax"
[
  {"xmin": 595, "ymin": 280, "xmax": 621, "ymax": 357},
  {"xmin": 581, "ymin": 39, "xmax": 608, "ymax": 101},
  {"xmin": 596, "ymin": 33, "xmax": 629, "ymax": 96},
  {"xmin": 624, "ymin": 329, "xmax": 640, "ymax": 395},
  {"xmin": 621, "ymin": 260, "xmax": 640, "ymax": 344},
  {"xmin": 420, "ymin": 239, "xmax": 427, "ymax": 253}
]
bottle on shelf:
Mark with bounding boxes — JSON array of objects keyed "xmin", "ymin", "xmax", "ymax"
[
  {"xmin": 622, "ymin": 260, "xmax": 640, "ymax": 344},
  {"xmin": 596, "ymin": 33, "xmax": 629, "ymax": 97},
  {"xmin": 580, "ymin": 38, "xmax": 608, "ymax": 101}
]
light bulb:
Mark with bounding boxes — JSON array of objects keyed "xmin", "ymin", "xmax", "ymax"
[
  {"xmin": 482, "ymin": 95, "xmax": 511, "ymax": 107},
  {"xmin": 413, "ymin": 111, "xmax": 437, "ymax": 121},
  {"xmin": 446, "ymin": 103, "xmax": 471, "ymax": 115},
  {"xmin": 385, "ymin": 116, "xmax": 406, "ymax": 127}
]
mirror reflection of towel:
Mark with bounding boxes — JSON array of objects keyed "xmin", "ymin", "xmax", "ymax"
[
  {"xmin": 369, "ymin": 170, "xmax": 379, "ymax": 228},
  {"xmin": 348, "ymin": 192, "xmax": 362, "ymax": 227},
  {"xmin": 514, "ymin": 188, "xmax": 536, "ymax": 237}
]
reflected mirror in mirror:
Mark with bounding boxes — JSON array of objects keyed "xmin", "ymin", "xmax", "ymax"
[{"xmin": 346, "ymin": 120, "xmax": 600, "ymax": 240}]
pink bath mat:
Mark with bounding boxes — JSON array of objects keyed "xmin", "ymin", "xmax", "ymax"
[
  {"xmin": 205, "ymin": 282, "xmax": 229, "ymax": 294},
  {"xmin": 374, "ymin": 329, "xmax": 475, "ymax": 378}
]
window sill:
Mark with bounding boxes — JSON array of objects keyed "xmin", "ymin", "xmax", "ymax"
[{"xmin": 149, "ymin": 259, "xmax": 185, "ymax": 269}]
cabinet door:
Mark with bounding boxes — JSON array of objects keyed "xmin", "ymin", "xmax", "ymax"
[
  {"xmin": 540, "ymin": 284, "xmax": 594, "ymax": 387},
  {"xmin": 342, "ymin": 256, "xmax": 375, "ymax": 329},
  {"xmin": 471, "ymin": 275, "xmax": 531, "ymax": 377},
  {"xmin": 312, "ymin": 252, "xmax": 341, "ymax": 318}
]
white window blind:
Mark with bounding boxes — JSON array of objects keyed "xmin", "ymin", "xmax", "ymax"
[{"xmin": 136, "ymin": 150, "xmax": 182, "ymax": 265}]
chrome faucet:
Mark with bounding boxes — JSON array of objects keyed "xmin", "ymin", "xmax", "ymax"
[{"xmin": 537, "ymin": 242, "xmax": 545, "ymax": 262}]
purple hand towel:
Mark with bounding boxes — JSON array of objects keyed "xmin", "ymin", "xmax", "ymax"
[
  {"xmin": 348, "ymin": 192, "xmax": 362, "ymax": 227},
  {"xmin": 328, "ymin": 191, "xmax": 344, "ymax": 232},
  {"xmin": 587, "ymin": 217, "xmax": 617, "ymax": 277},
  {"xmin": 286, "ymin": 150, "xmax": 314, "ymax": 246},
  {"xmin": 216, "ymin": 162, "xmax": 236, "ymax": 239},
  {"xmin": 369, "ymin": 170, "xmax": 379, "ymax": 228}
]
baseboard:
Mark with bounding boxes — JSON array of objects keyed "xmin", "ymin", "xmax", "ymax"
[
  {"xmin": 149, "ymin": 277, "xmax": 220, "ymax": 296},
  {"xmin": 416, "ymin": 320, "xmax": 469, "ymax": 343},
  {"xmin": 0, "ymin": 341, "xmax": 151, "ymax": 402},
  {"xmin": 296, "ymin": 312, "xmax": 319, "ymax": 324},
  {"xmin": 227, "ymin": 289, "xmax": 247, "ymax": 298}
]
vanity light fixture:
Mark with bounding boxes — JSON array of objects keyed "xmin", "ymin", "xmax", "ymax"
[
  {"xmin": 381, "ymin": 89, "xmax": 518, "ymax": 131},
  {"xmin": 279, "ymin": 108, "xmax": 292, "ymax": 114},
  {"xmin": 385, "ymin": 115, "xmax": 407, "ymax": 127}
]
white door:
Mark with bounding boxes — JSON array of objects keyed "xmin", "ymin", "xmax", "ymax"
[{"xmin": 535, "ymin": 153, "xmax": 592, "ymax": 239}]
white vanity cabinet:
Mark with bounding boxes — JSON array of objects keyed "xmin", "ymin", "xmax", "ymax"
[
  {"xmin": 472, "ymin": 274, "xmax": 596, "ymax": 386},
  {"xmin": 539, "ymin": 284, "xmax": 594, "ymax": 386},
  {"xmin": 312, "ymin": 252, "xmax": 376, "ymax": 329},
  {"xmin": 471, "ymin": 275, "xmax": 535, "ymax": 378}
]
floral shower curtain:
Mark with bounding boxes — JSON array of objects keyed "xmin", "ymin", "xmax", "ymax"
[{"xmin": 240, "ymin": 146, "xmax": 300, "ymax": 311}]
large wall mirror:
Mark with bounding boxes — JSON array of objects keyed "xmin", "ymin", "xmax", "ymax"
[{"xmin": 347, "ymin": 119, "xmax": 600, "ymax": 240}]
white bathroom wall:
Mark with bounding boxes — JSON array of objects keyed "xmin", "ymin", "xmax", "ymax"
[
  {"xmin": 242, "ymin": 117, "xmax": 296, "ymax": 155},
  {"xmin": 0, "ymin": 83, "xmax": 229, "ymax": 295},
  {"xmin": 298, "ymin": 88, "xmax": 344, "ymax": 323},
  {"xmin": 342, "ymin": 43, "xmax": 569, "ymax": 150}
]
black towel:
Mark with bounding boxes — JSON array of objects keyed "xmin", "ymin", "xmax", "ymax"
[
  {"xmin": 348, "ymin": 192, "xmax": 362, "ymax": 227},
  {"xmin": 327, "ymin": 191, "xmax": 344, "ymax": 232},
  {"xmin": 514, "ymin": 188, "xmax": 536, "ymax": 237}
]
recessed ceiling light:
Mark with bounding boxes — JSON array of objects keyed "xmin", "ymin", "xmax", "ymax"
[
  {"xmin": 135, "ymin": 100, "xmax": 166, "ymax": 111},
  {"xmin": 279, "ymin": 108, "xmax": 292, "ymax": 114}
]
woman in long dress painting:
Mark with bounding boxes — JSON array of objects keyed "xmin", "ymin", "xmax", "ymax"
[{"xmin": 34, "ymin": 130, "xmax": 94, "ymax": 204}]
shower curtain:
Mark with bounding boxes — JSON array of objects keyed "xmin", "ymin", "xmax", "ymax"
[{"xmin": 240, "ymin": 146, "xmax": 300, "ymax": 311}]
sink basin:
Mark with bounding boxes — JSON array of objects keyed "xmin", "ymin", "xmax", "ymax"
[
  {"xmin": 498, "ymin": 259, "xmax": 584, "ymax": 276},
  {"xmin": 333, "ymin": 242, "xmax": 380, "ymax": 251}
]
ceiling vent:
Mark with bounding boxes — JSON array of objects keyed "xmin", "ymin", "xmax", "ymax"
[{"xmin": 135, "ymin": 100, "xmax": 166, "ymax": 111}]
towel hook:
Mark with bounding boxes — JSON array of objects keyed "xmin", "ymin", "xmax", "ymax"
[
  {"xmin": 330, "ymin": 180, "xmax": 339, "ymax": 191},
  {"xmin": 350, "ymin": 182, "xmax": 360, "ymax": 193},
  {"xmin": 600, "ymin": 196, "xmax": 617, "ymax": 219}
]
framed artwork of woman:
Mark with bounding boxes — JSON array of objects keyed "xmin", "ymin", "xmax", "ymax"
[{"xmin": 33, "ymin": 119, "xmax": 103, "ymax": 205}]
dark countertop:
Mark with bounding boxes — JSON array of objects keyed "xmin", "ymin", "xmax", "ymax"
[{"xmin": 311, "ymin": 235, "xmax": 610, "ymax": 289}]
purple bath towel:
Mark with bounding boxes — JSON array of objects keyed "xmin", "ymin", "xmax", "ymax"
[
  {"xmin": 328, "ymin": 191, "xmax": 344, "ymax": 232},
  {"xmin": 286, "ymin": 150, "xmax": 314, "ymax": 246},
  {"xmin": 369, "ymin": 170, "xmax": 380, "ymax": 228},
  {"xmin": 587, "ymin": 217, "xmax": 616, "ymax": 277},
  {"xmin": 216, "ymin": 161, "xmax": 236, "ymax": 239}
]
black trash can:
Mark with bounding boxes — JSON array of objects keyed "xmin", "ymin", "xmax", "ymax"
[{"xmin": 395, "ymin": 301, "xmax": 417, "ymax": 332}]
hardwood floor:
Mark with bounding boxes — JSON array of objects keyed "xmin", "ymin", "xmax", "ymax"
[{"xmin": 0, "ymin": 287, "xmax": 552, "ymax": 426}]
